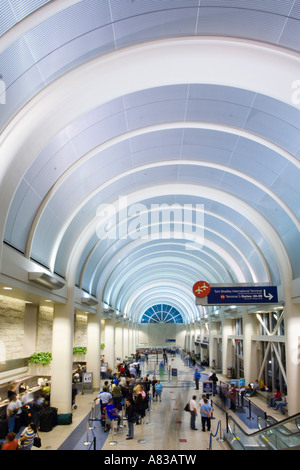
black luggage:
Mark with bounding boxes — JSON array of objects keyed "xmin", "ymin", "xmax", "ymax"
[
  {"xmin": 39, "ymin": 407, "xmax": 57, "ymax": 432},
  {"xmin": 0, "ymin": 416, "xmax": 8, "ymax": 438}
]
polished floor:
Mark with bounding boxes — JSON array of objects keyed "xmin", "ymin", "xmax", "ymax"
[{"xmin": 28, "ymin": 354, "xmax": 279, "ymax": 452}]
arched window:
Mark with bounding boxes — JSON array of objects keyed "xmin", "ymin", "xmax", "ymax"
[{"xmin": 140, "ymin": 304, "xmax": 183, "ymax": 324}]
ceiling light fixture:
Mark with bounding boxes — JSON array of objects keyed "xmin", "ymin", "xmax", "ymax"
[{"xmin": 28, "ymin": 272, "xmax": 65, "ymax": 290}]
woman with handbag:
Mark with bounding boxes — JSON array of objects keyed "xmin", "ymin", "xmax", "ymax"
[{"xmin": 19, "ymin": 422, "xmax": 38, "ymax": 450}]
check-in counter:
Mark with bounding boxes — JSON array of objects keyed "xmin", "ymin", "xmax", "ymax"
[{"xmin": 0, "ymin": 376, "xmax": 49, "ymax": 418}]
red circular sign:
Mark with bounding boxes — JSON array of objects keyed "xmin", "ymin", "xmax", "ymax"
[{"xmin": 193, "ymin": 281, "xmax": 211, "ymax": 298}]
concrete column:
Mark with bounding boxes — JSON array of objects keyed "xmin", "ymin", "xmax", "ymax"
[
  {"xmin": 121, "ymin": 318, "xmax": 125, "ymax": 360},
  {"xmin": 284, "ymin": 298, "xmax": 300, "ymax": 415},
  {"xmin": 115, "ymin": 318, "xmax": 122, "ymax": 362},
  {"xmin": 243, "ymin": 307, "xmax": 258, "ymax": 385},
  {"xmin": 128, "ymin": 321, "xmax": 133, "ymax": 359},
  {"xmin": 86, "ymin": 311, "xmax": 101, "ymax": 391},
  {"xmin": 122, "ymin": 320, "xmax": 127, "ymax": 359},
  {"xmin": 222, "ymin": 317, "xmax": 233, "ymax": 377},
  {"xmin": 104, "ymin": 313, "xmax": 116, "ymax": 372},
  {"xmin": 50, "ymin": 293, "xmax": 74, "ymax": 414},
  {"xmin": 23, "ymin": 303, "xmax": 38, "ymax": 357},
  {"xmin": 209, "ymin": 321, "xmax": 218, "ymax": 368}
]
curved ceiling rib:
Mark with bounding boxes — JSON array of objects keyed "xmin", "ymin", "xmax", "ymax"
[
  {"xmin": 78, "ymin": 207, "xmax": 270, "ymax": 292},
  {"xmin": 25, "ymin": 142, "xmax": 300, "ymax": 262},
  {"xmin": 110, "ymin": 264, "xmax": 220, "ymax": 312},
  {"xmin": 1, "ymin": 36, "xmax": 299, "ymax": 195},
  {"xmin": 0, "ymin": 0, "xmax": 82, "ymax": 53},
  {"xmin": 1, "ymin": 0, "xmax": 300, "ymax": 326},
  {"xmin": 88, "ymin": 218, "xmax": 260, "ymax": 290},
  {"xmin": 125, "ymin": 285, "xmax": 198, "ymax": 324},
  {"xmin": 65, "ymin": 183, "xmax": 282, "ymax": 291}
]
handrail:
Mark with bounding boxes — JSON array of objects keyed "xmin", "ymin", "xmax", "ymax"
[{"xmin": 227, "ymin": 411, "xmax": 300, "ymax": 438}]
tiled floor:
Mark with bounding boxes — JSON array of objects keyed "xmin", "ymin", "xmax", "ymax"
[{"xmin": 27, "ymin": 355, "xmax": 281, "ymax": 452}]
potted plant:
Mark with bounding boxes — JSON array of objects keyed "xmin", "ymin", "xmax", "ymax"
[
  {"xmin": 28, "ymin": 352, "xmax": 52, "ymax": 376},
  {"xmin": 73, "ymin": 346, "xmax": 87, "ymax": 362}
]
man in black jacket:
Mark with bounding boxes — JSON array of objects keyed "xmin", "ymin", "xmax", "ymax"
[{"xmin": 126, "ymin": 398, "xmax": 137, "ymax": 440}]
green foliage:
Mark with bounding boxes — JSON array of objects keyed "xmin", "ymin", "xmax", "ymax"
[
  {"xmin": 73, "ymin": 346, "xmax": 87, "ymax": 355},
  {"xmin": 29, "ymin": 352, "xmax": 52, "ymax": 366}
]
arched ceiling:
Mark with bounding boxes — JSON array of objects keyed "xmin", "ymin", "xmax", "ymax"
[{"xmin": 0, "ymin": 0, "xmax": 300, "ymax": 324}]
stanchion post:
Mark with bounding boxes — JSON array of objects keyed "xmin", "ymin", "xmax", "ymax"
[
  {"xmin": 138, "ymin": 417, "xmax": 147, "ymax": 444},
  {"xmin": 216, "ymin": 420, "xmax": 224, "ymax": 442},
  {"xmin": 146, "ymin": 401, "xmax": 153, "ymax": 426},
  {"xmin": 119, "ymin": 402, "xmax": 126, "ymax": 428},
  {"xmin": 109, "ymin": 419, "xmax": 118, "ymax": 446},
  {"xmin": 247, "ymin": 400, "xmax": 254, "ymax": 420},
  {"xmin": 89, "ymin": 406, "xmax": 95, "ymax": 429},
  {"xmin": 83, "ymin": 418, "xmax": 92, "ymax": 446}
]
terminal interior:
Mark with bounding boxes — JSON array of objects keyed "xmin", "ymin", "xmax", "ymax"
[{"xmin": 0, "ymin": 0, "xmax": 300, "ymax": 451}]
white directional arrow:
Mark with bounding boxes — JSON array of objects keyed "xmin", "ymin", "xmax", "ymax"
[{"xmin": 263, "ymin": 289, "xmax": 273, "ymax": 301}]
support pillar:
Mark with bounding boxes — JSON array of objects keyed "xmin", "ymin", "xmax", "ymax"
[
  {"xmin": 243, "ymin": 307, "xmax": 258, "ymax": 385},
  {"xmin": 86, "ymin": 310, "xmax": 101, "ymax": 391},
  {"xmin": 284, "ymin": 298, "xmax": 300, "ymax": 415},
  {"xmin": 222, "ymin": 317, "xmax": 233, "ymax": 377},
  {"xmin": 104, "ymin": 313, "xmax": 116, "ymax": 372},
  {"xmin": 51, "ymin": 293, "xmax": 74, "ymax": 414}
]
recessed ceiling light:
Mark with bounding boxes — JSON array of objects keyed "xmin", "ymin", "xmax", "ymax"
[{"xmin": 3, "ymin": 286, "xmax": 12, "ymax": 290}]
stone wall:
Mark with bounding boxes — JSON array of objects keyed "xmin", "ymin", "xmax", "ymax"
[
  {"xmin": 0, "ymin": 295, "xmax": 25, "ymax": 362},
  {"xmin": 0, "ymin": 297, "xmax": 88, "ymax": 364}
]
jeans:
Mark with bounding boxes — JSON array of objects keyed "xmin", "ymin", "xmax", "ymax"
[
  {"xmin": 7, "ymin": 415, "xmax": 15, "ymax": 433},
  {"xmin": 128, "ymin": 420, "xmax": 134, "ymax": 438},
  {"xmin": 201, "ymin": 416, "xmax": 211, "ymax": 431},
  {"xmin": 275, "ymin": 402, "xmax": 287, "ymax": 414},
  {"xmin": 190, "ymin": 410, "xmax": 197, "ymax": 429}
]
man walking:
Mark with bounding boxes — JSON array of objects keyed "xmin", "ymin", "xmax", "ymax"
[{"xmin": 194, "ymin": 368, "xmax": 201, "ymax": 390}]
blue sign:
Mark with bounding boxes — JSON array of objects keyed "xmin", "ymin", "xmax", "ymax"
[
  {"xmin": 206, "ymin": 286, "xmax": 278, "ymax": 305},
  {"xmin": 203, "ymin": 382, "xmax": 213, "ymax": 394}
]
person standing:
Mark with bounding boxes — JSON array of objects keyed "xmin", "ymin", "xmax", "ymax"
[
  {"xmin": 6, "ymin": 395, "xmax": 20, "ymax": 433},
  {"xmin": 194, "ymin": 369, "xmax": 201, "ymax": 390},
  {"xmin": 154, "ymin": 380, "xmax": 163, "ymax": 402},
  {"xmin": 200, "ymin": 397, "xmax": 212, "ymax": 432},
  {"xmin": 209, "ymin": 370, "xmax": 218, "ymax": 396},
  {"xmin": 151, "ymin": 377, "xmax": 157, "ymax": 400},
  {"xmin": 189, "ymin": 395, "xmax": 198, "ymax": 430},
  {"xmin": 125, "ymin": 398, "xmax": 136, "ymax": 440}
]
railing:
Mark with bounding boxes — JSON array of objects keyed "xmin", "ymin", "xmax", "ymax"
[
  {"xmin": 225, "ymin": 411, "xmax": 300, "ymax": 450},
  {"xmin": 218, "ymin": 381, "xmax": 267, "ymax": 421}
]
